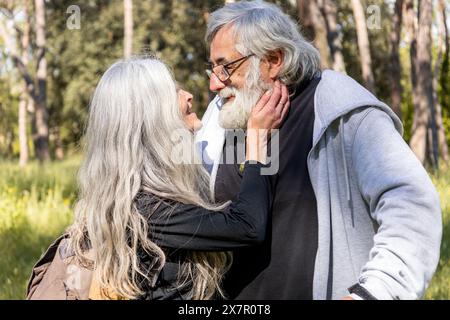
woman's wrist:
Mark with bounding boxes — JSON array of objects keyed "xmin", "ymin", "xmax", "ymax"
[{"xmin": 246, "ymin": 128, "xmax": 268, "ymax": 164}]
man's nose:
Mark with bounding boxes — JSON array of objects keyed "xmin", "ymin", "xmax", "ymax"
[{"xmin": 209, "ymin": 73, "xmax": 226, "ymax": 92}]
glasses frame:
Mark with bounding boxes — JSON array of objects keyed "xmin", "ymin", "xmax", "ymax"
[{"xmin": 206, "ymin": 54, "xmax": 255, "ymax": 82}]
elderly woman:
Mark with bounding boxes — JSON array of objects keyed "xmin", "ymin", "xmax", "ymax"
[{"xmin": 62, "ymin": 56, "xmax": 288, "ymax": 300}]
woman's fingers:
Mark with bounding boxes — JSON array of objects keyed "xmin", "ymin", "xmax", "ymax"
[
  {"xmin": 253, "ymin": 88, "xmax": 273, "ymax": 113},
  {"xmin": 274, "ymin": 84, "xmax": 289, "ymax": 116},
  {"xmin": 248, "ymin": 80, "xmax": 290, "ymax": 130},
  {"xmin": 253, "ymin": 80, "xmax": 283, "ymax": 115},
  {"xmin": 254, "ymin": 80, "xmax": 281, "ymax": 118},
  {"xmin": 273, "ymin": 84, "xmax": 289, "ymax": 127},
  {"xmin": 265, "ymin": 80, "xmax": 282, "ymax": 112},
  {"xmin": 272, "ymin": 99, "xmax": 290, "ymax": 129},
  {"xmin": 280, "ymin": 99, "xmax": 290, "ymax": 122}
]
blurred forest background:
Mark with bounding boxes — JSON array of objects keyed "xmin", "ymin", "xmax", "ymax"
[{"xmin": 0, "ymin": 0, "xmax": 449, "ymax": 299}]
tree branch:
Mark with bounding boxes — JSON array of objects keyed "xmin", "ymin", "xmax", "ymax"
[{"xmin": 0, "ymin": 19, "xmax": 37, "ymax": 100}]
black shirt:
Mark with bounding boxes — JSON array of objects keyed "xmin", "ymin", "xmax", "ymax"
[
  {"xmin": 135, "ymin": 162, "xmax": 272, "ymax": 299},
  {"xmin": 216, "ymin": 77, "xmax": 320, "ymax": 300}
]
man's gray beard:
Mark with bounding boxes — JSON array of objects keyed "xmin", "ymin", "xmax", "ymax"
[{"xmin": 218, "ymin": 69, "xmax": 272, "ymax": 130}]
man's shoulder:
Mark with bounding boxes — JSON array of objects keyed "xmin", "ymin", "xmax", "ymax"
[
  {"xmin": 342, "ymin": 106, "xmax": 396, "ymax": 138},
  {"xmin": 314, "ymin": 70, "xmax": 379, "ymax": 111}
]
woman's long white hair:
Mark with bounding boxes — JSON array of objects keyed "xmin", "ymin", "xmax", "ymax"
[{"xmin": 68, "ymin": 56, "xmax": 230, "ymax": 300}]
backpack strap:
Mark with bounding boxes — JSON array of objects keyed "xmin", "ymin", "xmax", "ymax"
[
  {"xmin": 26, "ymin": 234, "xmax": 94, "ymax": 300},
  {"xmin": 26, "ymin": 233, "xmax": 69, "ymax": 298}
]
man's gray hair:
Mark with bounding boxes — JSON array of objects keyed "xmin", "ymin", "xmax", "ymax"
[{"xmin": 206, "ymin": 0, "xmax": 321, "ymax": 85}]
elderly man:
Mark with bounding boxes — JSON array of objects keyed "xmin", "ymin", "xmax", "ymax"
[{"xmin": 195, "ymin": 0, "xmax": 442, "ymax": 300}]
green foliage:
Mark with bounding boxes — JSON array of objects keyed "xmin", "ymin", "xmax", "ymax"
[
  {"xmin": 437, "ymin": 48, "xmax": 450, "ymax": 148},
  {"xmin": 0, "ymin": 158, "xmax": 79, "ymax": 299},
  {"xmin": 44, "ymin": 0, "xmax": 224, "ymax": 152},
  {"xmin": 425, "ymin": 166, "xmax": 450, "ymax": 299},
  {"xmin": 0, "ymin": 76, "xmax": 19, "ymax": 159},
  {"xmin": 46, "ymin": 1, "xmax": 127, "ymax": 150}
]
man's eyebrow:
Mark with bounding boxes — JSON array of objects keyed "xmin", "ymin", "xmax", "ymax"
[{"xmin": 208, "ymin": 57, "xmax": 227, "ymax": 65}]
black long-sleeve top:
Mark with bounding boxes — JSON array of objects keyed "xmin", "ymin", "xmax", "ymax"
[
  {"xmin": 135, "ymin": 162, "xmax": 272, "ymax": 299},
  {"xmin": 218, "ymin": 77, "xmax": 320, "ymax": 300}
]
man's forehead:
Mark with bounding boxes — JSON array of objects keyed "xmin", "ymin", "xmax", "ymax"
[{"xmin": 209, "ymin": 25, "xmax": 239, "ymax": 63}]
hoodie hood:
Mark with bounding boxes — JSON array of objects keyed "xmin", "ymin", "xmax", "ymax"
[{"xmin": 312, "ymin": 70, "xmax": 403, "ymax": 148}]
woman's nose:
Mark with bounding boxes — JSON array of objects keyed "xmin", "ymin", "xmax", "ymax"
[{"xmin": 180, "ymin": 89, "xmax": 193, "ymax": 101}]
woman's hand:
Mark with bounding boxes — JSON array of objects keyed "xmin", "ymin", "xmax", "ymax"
[
  {"xmin": 247, "ymin": 80, "xmax": 290, "ymax": 131},
  {"xmin": 246, "ymin": 80, "xmax": 290, "ymax": 164}
]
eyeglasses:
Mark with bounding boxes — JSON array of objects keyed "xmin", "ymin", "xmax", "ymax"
[{"xmin": 205, "ymin": 54, "xmax": 255, "ymax": 82}]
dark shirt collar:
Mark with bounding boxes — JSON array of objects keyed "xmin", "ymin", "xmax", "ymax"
[{"xmin": 289, "ymin": 71, "xmax": 322, "ymax": 100}]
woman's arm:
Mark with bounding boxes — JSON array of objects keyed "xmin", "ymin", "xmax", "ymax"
[
  {"xmin": 148, "ymin": 81, "xmax": 289, "ymax": 251},
  {"xmin": 148, "ymin": 161, "xmax": 272, "ymax": 251}
]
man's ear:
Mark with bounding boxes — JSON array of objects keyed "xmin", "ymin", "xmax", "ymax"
[{"xmin": 266, "ymin": 49, "xmax": 283, "ymax": 79}]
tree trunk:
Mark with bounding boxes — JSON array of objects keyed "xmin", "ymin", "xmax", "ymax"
[
  {"xmin": 34, "ymin": 0, "xmax": 50, "ymax": 162},
  {"xmin": 435, "ymin": 96, "xmax": 448, "ymax": 164},
  {"xmin": 405, "ymin": 0, "xmax": 418, "ymax": 103},
  {"xmin": 409, "ymin": 0, "xmax": 438, "ymax": 168},
  {"xmin": 351, "ymin": 0, "xmax": 375, "ymax": 92},
  {"xmin": 54, "ymin": 126, "xmax": 64, "ymax": 160},
  {"xmin": 389, "ymin": 0, "xmax": 403, "ymax": 119},
  {"xmin": 297, "ymin": 0, "xmax": 315, "ymax": 41},
  {"xmin": 18, "ymin": 90, "xmax": 29, "ymax": 167},
  {"xmin": 297, "ymin": 0, "xmax": 331, "ymax": 69},
  {"xmin": 6, "ymin": 131, "xmax": 14, "ymax": 158},
  {"xmin": 124, "ymin": 0, "xmax": 133, "ymax": 58},
  {"xmin": 320, "ymin": 0, "xmax": 346, "ymax": 73},
  {"xmin": 0, "ymin": 13, "xmax": 37, "ymax": 100},
  {"xmin": 405, "ymin": 0, "xmax": 424, "ymax": 159},
  {"xmin": 18, "ymin": 0, "xmax": 31, "ymax": 167},
  {"xmin": 434, "ymin": 0, "xmax": 449, "ymax": 163}
]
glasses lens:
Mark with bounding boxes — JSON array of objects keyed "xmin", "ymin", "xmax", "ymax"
[
  {"xmin": 205, "ymin": 66, "xmax": 228, "ymax": 82},
  {"xmin": 215, "ymin": 65, "xmax": 228, "ymax": 82}
]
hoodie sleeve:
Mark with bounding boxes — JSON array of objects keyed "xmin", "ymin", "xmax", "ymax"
[{"xmin": 351, "ymin": 107, "xmax": 442, "ymax": 299}]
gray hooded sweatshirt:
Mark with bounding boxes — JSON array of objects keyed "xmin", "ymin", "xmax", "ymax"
[{"xmin": 195, "ymin": 70, "xmax": 442, "ymax": 300}]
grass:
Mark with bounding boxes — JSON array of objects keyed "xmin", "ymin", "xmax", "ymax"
[
  {"xmin": 425, "ymin": 166, "xmax": 450, "ymax": 300},
  {"xmin": 0, "ymin": 158, "xmax": 79, "ymax": 299},
  {"xmin": 0, "ymin": 157, "xmax": 449, "ymax": 299}
]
